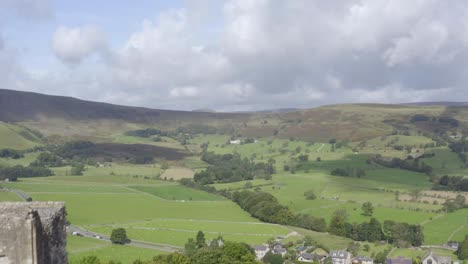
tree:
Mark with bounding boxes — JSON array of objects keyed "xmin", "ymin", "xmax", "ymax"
[
  {"xmin": 328, "ymin": 209, "xmax": 348, "ymax": 236},
  {"xmin": 304, "ymin": 190, "xmax": 317, "ymax": 200},
  {"xmin": 196, "ymin": 230, "xmax": 206, "ymax": 248},
  {"xmin": 185, "ymin": 238, "xmax": 198, "ymax": 256},
  {"xmin": 71, "ymin": 164, "xmax": 85, "ymax": 176},
  {"xmin": 457, "ymin": 235, "xmax": 468, "ymax": 260},
  {"xmin": 361, "ymin": 202, "xmax": 374, "ymax": 216},
  {"xmin": 110, "ymin": 228, "xmax": 129, "ymax": 244},
  {"xmin": 263, "ymin": 252, "xmax": 284, "ymax": 264}
]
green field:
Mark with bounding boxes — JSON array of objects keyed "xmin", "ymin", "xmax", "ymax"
[
  {"xmin": 68, "ymin": 236, "xmax": 164, "ymax": 263},
  {"xmin": 0, "ymin": 169, "xmax": 289, "ymax": 258},
  {"xmin": 0, "ymin": 122, "xmax": 41, "ymax": 149},
  {"xmin": 129, "ymin": 185, "xmax": 225, "ymax": 201},
  {"xmin": 0, "ymin": 190, "xmax": 22, "ymax": 201}
]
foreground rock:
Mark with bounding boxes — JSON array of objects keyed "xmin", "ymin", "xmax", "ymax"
[{"xmin": 0, "ymin": 202, "xmax": 67, "ymax": 264}]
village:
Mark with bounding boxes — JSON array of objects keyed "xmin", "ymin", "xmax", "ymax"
[{"xmin": 252, "ymin": 240, "xmax": 461, "ymax": 264}]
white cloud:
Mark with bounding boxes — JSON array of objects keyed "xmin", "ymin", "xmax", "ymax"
[
  {"xmin": 170, "ymin": 86, "xmax": 199, "ymax": 97},
  {"xmin": 6, "ymin": 0, "xmax": 468, "ymax": 111},
  {"xmin": 52, "ymin": 25, "xmax": 107, "ymax": 64}
]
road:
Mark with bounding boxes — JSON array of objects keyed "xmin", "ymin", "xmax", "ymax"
[
  {"xmin": 67, "ymin": 225, "xmax": 182, "ymax": 252},
  {"xmin": 7, "ymin": 188, "xmax": 31, "ymax": 201}
]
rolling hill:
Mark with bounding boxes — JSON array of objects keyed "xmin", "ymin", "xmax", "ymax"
[{"xmin": 1, "ymin": 89, "xmax": 467, "ymax": 142}]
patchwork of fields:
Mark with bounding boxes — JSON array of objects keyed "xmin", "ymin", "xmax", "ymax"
[
  {"xmin": 0, "ymin": 131, "xmax": 466, "ymax": 262},
  {"xmin": 0, "ymin": 171, "xmax": 290, "ymax": 260}
]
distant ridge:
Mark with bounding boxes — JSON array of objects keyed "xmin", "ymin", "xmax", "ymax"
[
  {"xmin": 402, "ymin": 102, "xmax": 468, "ymax": 106},
  {"xmin": 0, "ymin": 89, "xmax": 247, "ymax": 123}
]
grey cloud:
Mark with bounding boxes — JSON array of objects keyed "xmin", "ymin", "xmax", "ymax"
[{"xmin": 20, "ymin": 0, "xmax": 468, "ymax": 110}]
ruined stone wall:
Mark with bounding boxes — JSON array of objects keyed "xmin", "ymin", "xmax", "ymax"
[{"xmin": 0, "ymin": 202, "xmax": 67, "ymax": 264}]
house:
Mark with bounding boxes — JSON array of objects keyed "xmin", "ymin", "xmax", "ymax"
[
  {"xmin": 298, "ymin": 253, "xmax": 314, "ymax": 263},
  {"xmin": 296, "ymin": 246, "xmax": 308, "ymax": 253},
  {"xmin": 446, "ymin": 241, "xmax": 459, "ymax": 250},
  {"xmin": 298, "ymin": 253, "xmax": 328, "ymax": 264},
  {"xmin": 422, "ymin": 251, "xmax": 451, "ymax": 264},
  {"xmin": 230, "ymin": 139, "xmax": 241, "ymax": 145},
  {"xmin": 330, "ymin": 250, "xmax": 352, "ymax": 264},
  {"xmin": 272, "ymin": 245, "xmax": 287, "ymax": 257},
  {"xmin": 386, "ymin": 256, "xmax": 413, "ymax": 264},
  {"xmin": 353, "ymin": 256, "xmax": 374, "ymax": 264},
  {"xmin": 253, "ymin": 245, "xmax": 269, "ymax": 260}
]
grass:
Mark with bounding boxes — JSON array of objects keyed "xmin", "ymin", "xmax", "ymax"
[
  {"xmin": 87, "ymin": 225, "xmax": 285, "ymax": 247},
  {"xmin": 113, "ymin": 134, "xmax": 186, "ymax": 150},
  {"xmin": 67, "ymin": 235, "xmax": 165, "ymax": 263},
  {"xmin": 129, "ymin": 185, "xmax": 224, "ymax": 201},
  {"xmin": 160, "ymin": 167, "xmax": 194, "ymax": 180},
  {"xmin": 0, "ymin": 190, "xmax": 22, "ymax": 201},
  {"xmin": 69, "ymin": 245, "xmax": 163, "ymax": 263},
  {"xmin": 0, "ymin": 121, "xmax": 41, "ymax": 149},
  {"xmin": 423, "ymin": 209, "xmax": 468, "ymax": 245}
]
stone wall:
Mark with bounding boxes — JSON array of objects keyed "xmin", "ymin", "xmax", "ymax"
[{"xmin": 0, "ymin": 202, "xmax": 67, "ymax": 264}]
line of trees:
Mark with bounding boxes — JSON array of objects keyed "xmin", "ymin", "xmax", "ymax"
[
  {"xmin": 330, "ymin": 168, "xmax": 366, "ymax": 178},
  {"xmin": 0, "ymin": 165, "xmax": 53, "ymax": 181},
  {"xmin": 328, "ymin": 209, "xmax": 424, "ymax": 246},
  {"xmin": 193, "ymin": 152, "xmax": 275, "ymax": 184},
  {"xmin": 232, "ymin": 190, "xmax": 327, "ymax": 232},
  {"xmin": 0, "ymin": 149, "xmax": 24, "ymax": 159},
  {"xmin": 433, "ymin": 175, "xmax": 468, "ymax": 191},
  {"xmin": 367, "ymin": 155, "xmax": 433, "ymax": 175}
]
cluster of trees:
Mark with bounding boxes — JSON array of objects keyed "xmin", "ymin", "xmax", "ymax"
[
  {"xmin": 458, "ymin": 235, "xmax": 468, "ymax": 260},
  {"xmin": 433, "ymin": 175, "xmax": 468, "ymax": 191},
  {"xmin": 330, "ymin": 168, "xmax": 366, "ymax": 178},
  {"xmin": 54, "ymin": 141, "xmax": 96, "ymax": 159},
  {"xmin": 448, "ymin": 140, "xmax": 468, "ymax": 163},
  {"xmin": 410, "ymin": 114, "xmax": 459, "ymax": 127},
  {"xmin": 125, "ymin": 128, "xmax": 168, "ymax": 138},
  {"xmin": 383, "ymin": 220, "xmax": 424, "ymax": 246},
  {"xmin": 443, "ymin": 195, "xmax": 466, "ymax": 213},
  {"xmin": 367, "ymin": 155, "xmax": 433, "ymax": 175},
  {"xmin": 194, "ymin": 152, "xmax": 275, "ymax": 184},
  {"xmin": 232, "ymin": 190, "xmax": 327, "ymax": 232},
  {"xmin": 0, "ymin": 149, "xmax": 24, "ymax": 159},
  {"xmin": 0, "ymin": 165, "xmax": 53, "ymax": 181},
  {"xmin": 327, "ymin": 210, "xmax": 424, "ymax": 246},
  {"xmin": 181, "ymin": 231, "xmax": 257, "ymax": 264},
  {"xmin": 177, "ymin": 124, "xmax": 218, "ymax": 135},
  {"xmin": 30, "ymin": 152, "xmax": 64, "ymax": 167}
]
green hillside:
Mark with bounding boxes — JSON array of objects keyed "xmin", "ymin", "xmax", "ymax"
[{"xmin": 0, "ymin": 121, "xmax": 41, "ymax": 149}]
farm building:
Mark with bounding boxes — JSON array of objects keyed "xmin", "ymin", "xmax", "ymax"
[
  {"xmin": 353, "ymin": 256, "xmax": 374, "ymax": 264},
  {"xmin": 253, "ymin": 245, "xmax": 269, "ymax": 260},
  {"xmin": 298, "ymin": 253, "xmax": 314, "ymax": 263},
  {"xmin": 422, "ymin": 251, "xmax": 451, "ymax": 264},
  {"xmin": 386, "ymin": 256, "xmax": 412, "ymax": 264},
  {"xmin": 330, "ymin": 250, "xmax": 352, "ymax": 264}
]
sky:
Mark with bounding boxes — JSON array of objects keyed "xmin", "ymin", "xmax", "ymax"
[{"xmin": 1, "ymin": 0, "xmax": 468, "ymax": 111}]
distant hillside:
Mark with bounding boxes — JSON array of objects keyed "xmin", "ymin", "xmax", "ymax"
[
  {"xmin": 1, "ymin": 89, "xmax": 467, "ymax": 142},
  {"xmin": 403, "ymin": 102, "xmax": 468, "ymax": 106},
  {"xmin": 0, "ymin": 89, "xmax": 247, "ymax": 123}
]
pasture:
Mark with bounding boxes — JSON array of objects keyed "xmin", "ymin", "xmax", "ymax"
[
  {"xmin": 0, "ymin": 170, "xmax": 289, "ymax": 260},
  {"xmin": 0, "ymin": 122, "xmax": 40, "ymax": 149},
  {"xmin": 68, "ymin": 236, "xmax": 164, "ymax": 263}
]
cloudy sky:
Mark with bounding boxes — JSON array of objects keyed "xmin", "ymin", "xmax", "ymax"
[{"xmin": 1, "ymin": 0, "xmax": 468, "ymax": 111}]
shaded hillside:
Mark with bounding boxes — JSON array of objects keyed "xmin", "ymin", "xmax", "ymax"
[{"xmin": 0, "ymin": 89, "xmax": 249, "ymax": 123}]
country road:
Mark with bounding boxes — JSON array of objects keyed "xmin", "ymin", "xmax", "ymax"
[
  {"xmin": 7, "ymin": 187, "xmax": 182, "ymax": 252},
  {"xmin": 67, "ymin": 225, "xmax": 182, "ymax": 252}
]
